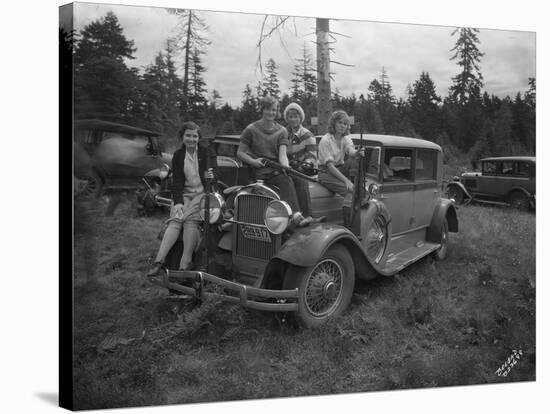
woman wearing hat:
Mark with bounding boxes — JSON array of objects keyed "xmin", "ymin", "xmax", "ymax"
[
  {"xmin": 283, "ymin": 102, "xmax": 318, "ymax": 222},
  {"xmin": 147, "ymin": 121, "xmax": 217, "ymax": 276}
]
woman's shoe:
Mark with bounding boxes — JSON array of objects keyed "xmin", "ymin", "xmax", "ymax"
[
  {"xmin": 291, "ymin": 212, "xmax": 312, "ymax": 227},
  {"xmin": 147, "ymin": 261, "xmax": 163, "ymax": 277}
]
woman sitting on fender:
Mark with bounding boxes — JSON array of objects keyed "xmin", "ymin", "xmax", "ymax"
[{"xmin": 147, "ymin": 122, "xmax": 217, "ymax": 276}]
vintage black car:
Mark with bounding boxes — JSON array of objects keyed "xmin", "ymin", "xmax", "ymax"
[
  {"xmin": 446, "ymin": 156, "xmax": 536, "ymax": 210},
  {"xmin": 151, "ymin": 134, "xmax": 458, "ymax": 327},
  {"xmin": 74, "ymin": 119, "xmax": 172, "ymax": 198}
]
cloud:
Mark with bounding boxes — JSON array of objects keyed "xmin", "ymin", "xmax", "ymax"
[{"xmin": 72, "ymin": 4, "xmax": 535, "ymax": 106}]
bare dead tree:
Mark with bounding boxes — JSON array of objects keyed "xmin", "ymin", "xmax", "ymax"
[{"xmin": 257, "ymin": 16, "xmax": 353, "ymax": 133}]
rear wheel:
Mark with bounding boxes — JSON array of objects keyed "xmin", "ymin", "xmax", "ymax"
[
  {"xmin": 79, "ymin": 170, "xmax": 104, "ymax": 199},
  {"xmin": 283, "ymin": 244, "xmax": 355, "ymax": 328},
  {"xmin": 508, "ymin": 191, "xmax": 530, "ymax": 211},
  {"xmin": 446, "ymin": 185, "xmax": 464, "ymax": 204}
]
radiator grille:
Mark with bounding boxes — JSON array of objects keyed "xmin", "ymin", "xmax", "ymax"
[{"xmin": 235, "ymin": 194, "xmax": 279, "ymax": 260}]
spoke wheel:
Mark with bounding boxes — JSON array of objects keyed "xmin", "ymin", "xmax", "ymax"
[
  {"xmin": 432, "ymin": 219, "xmax": 449, "ymax": 261},
  {"xmin": 283, "ymin": 244, "xmax": 354, "ymax": 328},
  {"xmin": 79, "ymin": 171, "xmax": 103, "ymax": 199},
  {"xmin": 446, "ymin": 185, "xmax": 464, "ymax": 204},
  {"xmin": 366, "ymin": 215, "xmax": 387, "ymax": 264},
  {"xmin": 508, "ymin": 191, "xmax": 530, "ymax": 211}
]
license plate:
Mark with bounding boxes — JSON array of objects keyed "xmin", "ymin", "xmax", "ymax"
[{"xmin": 240, "ymin": 224, "xmax": 272, "ymax": 242}]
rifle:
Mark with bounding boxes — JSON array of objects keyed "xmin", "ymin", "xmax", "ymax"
[
  {"xmin": 261, "ymin": 159, "xmax": 320, "ymax": 183},
  {"xmin": 200, "ymin": 152, "xmax": 212, "ymax": 272},
  {"xmin": 350, "ymin": 124, "xmax": 365, "ymax": 233}
]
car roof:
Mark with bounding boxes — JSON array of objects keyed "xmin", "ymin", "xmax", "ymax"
[
  {"xmin": 213, "ymin": 135, "xmax": 240, "ymax": 145},
  {"xmin": 75, "ymin": 119, "xmax": 161, "ymax": 136},
  {"xmin": 317, "ymin": 133, "xmax": 442, "ymax": 151},
  {"xmin": 480, "ymin": 156, "xmax": 536, "ymax": 162}
]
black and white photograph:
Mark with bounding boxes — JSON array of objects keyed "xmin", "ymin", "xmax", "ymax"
[{"xmin": 57, "ymin": 0, "xmax": 540, "ymax": 411}]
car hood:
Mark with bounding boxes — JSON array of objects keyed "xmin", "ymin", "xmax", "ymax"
[{"xmin": 462, "ymin": 172, "xmax": 481, "ymax": 178}]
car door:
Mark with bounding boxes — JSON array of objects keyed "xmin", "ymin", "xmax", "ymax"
[
  {"xmin": 413, "ymin": 148, "xmax": 440, "ymax": 228},
  {"xmin": 379, "ymin": 147, "xmax": 415, "ymax": 234},
  {"xmin": 476, "ymin": 160, "xmax": 500, "ymax": 198}
]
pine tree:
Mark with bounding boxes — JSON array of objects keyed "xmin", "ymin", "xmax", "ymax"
[
  {"xmin": 449, "ymin": 27, "xmax": 484, "ymax": 104},
  {"xmin": 262, "ymin": 58, "xmax": 281, "ymax": 100},
  {"xmin": 407, "ymin": 72, "xmax": 441, "ymax": 140},
  {"xmin": 188, "ymin": 47, "xmax": 208, "ymax": 118},
  {"xmin": 74, "ymin": 11, "xmax": 139, "ymax": 121},
  {"xmin": 169, "ymin": 9, "xmax": 210, "ymax": 112}
]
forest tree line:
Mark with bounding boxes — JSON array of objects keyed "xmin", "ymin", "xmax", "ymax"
[{"xmin": 63, "ymin": 11, "xmax": 536, "ymax": 163}]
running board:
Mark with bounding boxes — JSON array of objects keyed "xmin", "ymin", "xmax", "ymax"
[{"xmin": 384, "ymin": 240, "xmax": 440, "ymax": 274}]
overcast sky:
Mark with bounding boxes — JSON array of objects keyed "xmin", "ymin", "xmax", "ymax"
[{"xmin": 72, "ymin": 2, "xmax": 536, "ymax": 107}]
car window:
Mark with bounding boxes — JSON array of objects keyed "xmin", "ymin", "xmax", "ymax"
[
  {"xmin": 517, "ymin": 162, "xmax": 530, "ymax": 177},
  {"xmin": 216, "ymin": 143, "xmax": 238, "ymax": 157},
  {"xmin": 383, "ymin": 148, "xmax": 413, "ymax": 182},
  {"xmin": 501, "ymin": 161, "xmax": 514, "ymax": 175},
  {"xmin": 482, "ymin": 161, "xmax": 497, "ymax": 175},
  {"xmin": 416, "ymin": 149, "xmax": 437, "ymax": 180}
]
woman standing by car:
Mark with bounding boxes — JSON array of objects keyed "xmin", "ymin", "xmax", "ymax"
[
  {"xmin": 237, "ymin": 96, "xmax": 311, "ymax": 226},
  {"xmin": 147, "ymin": 122, "xmax": 217, "ymax": 276},
  {"xmin": 318, "ymin": 110, "xmax": 364, "ymax": 226}
]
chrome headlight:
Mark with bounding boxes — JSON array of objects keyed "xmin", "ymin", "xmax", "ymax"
[
  {"xmin": 264, "ymin": 200, "xmax": 292, "ymax": 234},
  {"xmin": 199, "ymin": 192, "xmax": 225, "ymax": 224},
  {"xmin": 368, "ymin": 183, "xmax": 379, "ymax": 196},
  {"xmin": 159, "ymin": 163, "xmax": 170, "ymax": 179}
]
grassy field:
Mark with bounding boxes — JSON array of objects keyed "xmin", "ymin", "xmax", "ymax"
[{"xmin": 72, "ymin": 197, "xmax": 536, "ymax": 410}]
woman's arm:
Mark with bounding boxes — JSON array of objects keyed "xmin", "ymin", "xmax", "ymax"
[
  {"xmin": 327, "ymin": 161, "xmax": 354, "ymax": 192},
  {"xmin": 278, "ymin": 145, "xmax": 290, "ymax": 168},
  {"xmin": 237, "ymin": 150, "xmax": 263, "ymax": 168}
]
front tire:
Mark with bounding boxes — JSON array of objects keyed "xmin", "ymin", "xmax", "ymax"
[
  {"xmin": 283, "ymin": 244, "xmax": 355, "ymax": 328},
  {"xmin": 432, "ymin": 219, "xmax": 449, "ymax": 261},
  {"xmin": 446, "ymin": 185, "xmax": 464, "ymax": 205}
]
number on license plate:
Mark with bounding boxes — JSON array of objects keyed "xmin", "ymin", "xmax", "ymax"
[{"xmin": 240, "ymin": 224, "xmax": 272, "ymax": 242}]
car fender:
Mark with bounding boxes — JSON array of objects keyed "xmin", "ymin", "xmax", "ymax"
[
  {"xmin": 273, "ymin": 223, "xmax": 364, "ymax": 268},
  {"xmin": 506, "ymin": 186, "xmax": 532, "ymax": 199},
  {"xmin": 426, "ymin": 199, "xmax": 458, "ymax": 243},
  {"xmin": 446, "ymin": 181, "xmax": 471, "ymax": 199}
]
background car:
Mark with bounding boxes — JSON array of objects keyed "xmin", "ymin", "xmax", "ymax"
[
  {"xmin": 74, "ymin": 119, "xmax": 172, "ymax": 198},
  {"xmin": 446, "ymin": 156, "xmax": 535, "ymax": 210}
]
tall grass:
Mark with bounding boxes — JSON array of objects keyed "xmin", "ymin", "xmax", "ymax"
[{"xmin": 73, "ymin": 200, "xmax": 535, "ymax": 409}]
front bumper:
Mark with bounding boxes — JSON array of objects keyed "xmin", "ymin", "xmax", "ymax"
[{"xmin": 150, "ymin": 269, "xmax": 299, "ymax": 312}]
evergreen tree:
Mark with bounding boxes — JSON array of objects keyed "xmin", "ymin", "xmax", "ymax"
[
  {"xmin": 407, "ymin": 71, "xmax": 441, "ymax": 140},
  {"xmin": 449, "ymin": 27, "xmax": 484, "ymax": 104},
  {"xmin": 188, "ymin": 47, "xmax": 208, "ymax": 118},
  {"xmin": 74, "ymin": 12, "xmax": 139, "ymax": 121},
  {"xmin": 262, "ymin": 58, "xmax": 281, "ymax": 100},
  {"xmin": 169, "ymin": 9, "xmax": 210, "ymax": 112}
]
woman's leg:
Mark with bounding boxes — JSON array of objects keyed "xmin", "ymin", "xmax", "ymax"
[
  {"xmin": 266, "ymin": 173, "xmax": 300, "ymax": 212},
  {"xmin": 180, "ymin": 222, "xmax": 200, "ymax": 269},
  {"xmin": 292, "ymin": 176, "xmax": 312, "ymax": 217},
  {"xmin": 154, "ymin": 220, "xmax": 183, "ymax": 263}
]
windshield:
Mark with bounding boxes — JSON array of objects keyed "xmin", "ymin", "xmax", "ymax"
[{"xmin": 365, "ymin": 146, "xmax": 381, "ymax": 180}]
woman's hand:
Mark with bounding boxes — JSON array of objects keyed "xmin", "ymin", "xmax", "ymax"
[
  {"xmin": 172, "ymin": 203, "xmax": 184, "ymax": 219},
  {"xmin": 345, "ymin": 179, "xmax": 355, "ymax": 192},
  {"xmin": 252, "ymin": 158, "xmax": 265, "ymax": 168},
  {"xmin": 203, "ymin": 169, "xmax": 214, "ymax": 179},
  {"xmin": 356, "ymin": 148, "xmax": 365, "ymax": 157}
]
